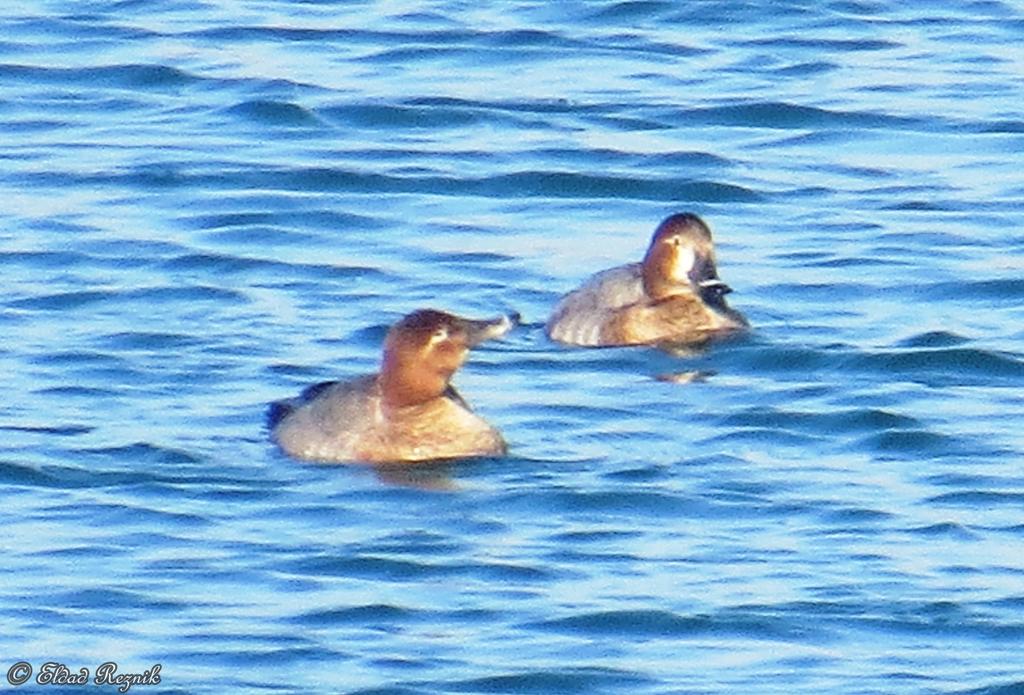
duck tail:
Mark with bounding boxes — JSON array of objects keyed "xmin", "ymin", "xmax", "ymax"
[
  {"xmin": 266, "ymin": 381, "xmax": 337, "ymax": 431},
  {"xmin": 265, "ymin": 399, "xmax": 295, "ymax": 431}
]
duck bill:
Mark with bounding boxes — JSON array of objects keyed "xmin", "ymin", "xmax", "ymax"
[
  {"xmin": 689, "ymin": 252, "xmax": 734, "ymax": 298},
  {"xmin": 459, "ymin": 312, "xmax": 520, "ymax": 347},
  {"xmin": 688, "ymin": 253, "xmax": 719, "ymax": 285},
  {"xmin": 699, "ymin": 278, "xmax": 733, "ymax": 295}
]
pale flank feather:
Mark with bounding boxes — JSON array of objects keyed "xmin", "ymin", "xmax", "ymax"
[{"xmin": 546, "ymin": 264, "xmax": 643, "ymax": 345}]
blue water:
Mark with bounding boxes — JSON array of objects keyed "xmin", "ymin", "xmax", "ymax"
[{"xmin": 3, "ymin": 1, "xmax": 1024, "ymax": 693}]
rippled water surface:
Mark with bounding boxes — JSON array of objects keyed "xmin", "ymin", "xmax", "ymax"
[{"xmin": 3, "ymin": 1, "xmax": 1024, "ymax": 693}]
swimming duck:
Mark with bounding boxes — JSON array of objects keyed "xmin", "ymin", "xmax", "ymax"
[
  {"xmin": 545, "ymin": 213, "xmax": 747, "ymax": 347},
  {"xmin": 268, "ymin": 309, "xmax": 516, "ymax": 464}
]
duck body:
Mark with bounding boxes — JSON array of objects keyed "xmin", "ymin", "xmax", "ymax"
[
  {"xmin": 546, "ymin": 213, "xmax": 747, "ymax": 347},
  {"xmin": 268, "ymin": 375, "xmax": 505, "ymax": 463},
  {"xmin": 269, "ymin": 310, "xmax": 514, "ymax": 464}
]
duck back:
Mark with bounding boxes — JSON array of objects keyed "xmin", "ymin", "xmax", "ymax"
[{"xmin": 545, "ymin": 263, "xmax": 644, "ymax": 346}]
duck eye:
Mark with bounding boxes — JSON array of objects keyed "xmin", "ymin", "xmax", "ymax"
[{"xmin": 429, "ymin": 326, "xmax": 449, "ymax": 344}]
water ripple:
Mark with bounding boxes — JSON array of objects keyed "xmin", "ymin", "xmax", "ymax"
[
  {"xmin": 280, "ymin": 554, "xmax": 552, "ymax": 583},
  {"xmin": 532, "ymin": 608, "xmax": 817, "ymax": 642},
  {"xmin": 674, "ymin": 101, "xmax": 925, "ymax": 130},
  {"xmin": 441, "ymin": 668, "xmax": 651, "ymax": 694},
  {"xmin": 0, "ymin": 62, "xmax": 202, "ymax": 88},
  {"xmin": 227, "ymin": 99, "xmax": 324, "ymax": 128}
]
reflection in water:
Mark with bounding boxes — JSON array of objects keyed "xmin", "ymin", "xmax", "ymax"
[{"xmin": 371, "ymin": 460, "xmax": 461, "ymax": 491}]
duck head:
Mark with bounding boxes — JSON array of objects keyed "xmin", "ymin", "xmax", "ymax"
[
  {"xmin": 380, "ymin": 309, "xmax": 517, "ymax": 408},
  {"xmin": 641, "ymin": 212, "xmax": 733, "ymax": 303}
]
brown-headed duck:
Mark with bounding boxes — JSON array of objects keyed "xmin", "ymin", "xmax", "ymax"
[
  {"xmin": 269, "ymin": 309, "xmax": 517, "ymax": 464},
  {"xmin": 545, "ymin": 213, "xmax": 747, "ymax": 347}
]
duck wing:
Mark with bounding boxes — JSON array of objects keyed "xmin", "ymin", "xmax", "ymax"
[{"xmin": 545, "ymin": 263, "xmax": 643, "ymax": 345}]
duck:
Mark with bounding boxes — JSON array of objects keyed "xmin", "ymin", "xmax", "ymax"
[
  {"xmin": 268, "ymin": 309, "xmax": 517, "ymax": 464},
  {"xmin": 545, "ymin": 213, "xmax": 747, "ymax": 347}
]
